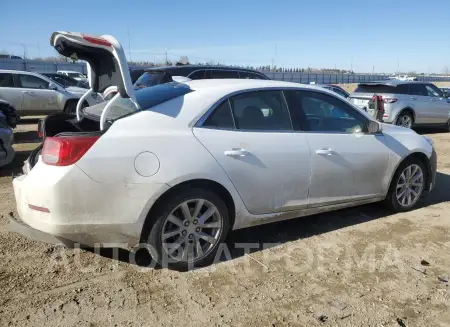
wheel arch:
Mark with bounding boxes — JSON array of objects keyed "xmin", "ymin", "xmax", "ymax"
[
  {"xmin": 387, "ymin": 151, "xmax": 432, "ymax": 194},
  {"xmin": 139, "ymin": 178, "xmax": 236, "ymax": 243},
  {"xmin": 396, "ymin": 107, "xmax": 416, "ymax": 123}
]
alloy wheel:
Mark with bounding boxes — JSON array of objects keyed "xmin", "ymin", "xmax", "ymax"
[
  {"xmin": 160, "ymin": 199, "xmax": 223, "ymax": 263},
  {"xmin": 397, "ymin": 115, "xmax": 412, "ymax": 128},
  {"xmin": 395, "ymin": 164, "xmax": 424, "ymax": 207}
]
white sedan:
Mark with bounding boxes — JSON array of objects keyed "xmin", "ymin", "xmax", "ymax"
[{"xmin": 12, "ymin": 32, "xmax": 437, "ymax": 270}]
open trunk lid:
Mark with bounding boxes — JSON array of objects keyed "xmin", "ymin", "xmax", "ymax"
[{"xmin": 50, "ymin": 31, "xmax": 137, "ymax": 105}]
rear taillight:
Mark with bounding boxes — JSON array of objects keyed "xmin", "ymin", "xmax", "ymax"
[
  {"xmin": 82, "ymin": 35, "xmax": 112, "ymax": 47},
  {"xmin": 42, "ymin": 136, "xmax": 99, "ymax": 166},
  {"xmin": 383, "ymin": 98, "xmax": 397, "ymax": 103}
]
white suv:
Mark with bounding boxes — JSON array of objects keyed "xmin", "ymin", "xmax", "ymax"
[
  {"xmin": 349, "ymin": 80, "xmax": 450, "ymax": 130},
  {"xmin": 0, "ymin": 70, "xmax": 103, "ymax": 115}
]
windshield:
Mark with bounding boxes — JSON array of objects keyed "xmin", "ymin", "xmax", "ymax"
[
  {"xmin": 68, "ymin": 72, "xmax": 85, "ymax": 78},
  {"xmin": 83, "ymin": 82, "xmax": 193, "ymax": 121}
]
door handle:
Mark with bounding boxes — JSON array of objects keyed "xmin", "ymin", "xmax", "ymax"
[
  {"xmin": 410, "ymin": 97, "xmax": 417, "ymax": 100},
  {"xmin": 431, "ymin": 98, "xmax": 437, "ymax": 102},
  {"xmin": 23, "ymin": 91, "xmax": 36, "ymax": 96},
  {"xmin": 224, "ymin": 148, "xmax": 249, "ymax": 157},
  {"xmin": 316, "ymin": 148, "xmax": 335, "ymax": 156}
]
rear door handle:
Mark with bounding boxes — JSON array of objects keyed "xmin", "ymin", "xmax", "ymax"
[
  {"xmin": 224, "ymin": 148, "xmax": 249, "ymax": 157},
  {"xmin": 316, "ymin": 148, "xmax": 335, "ymax": 156},
  {"xmin": 410, "ymin": 97, "xmax": 417, "ymax": 100},
  {"xmin": 431, "ymin": 98, "xmax": 437, "ymax": 102},
  {"xmin": 23, "ymin": 91, "xmax": 36, "ymax": 96}
]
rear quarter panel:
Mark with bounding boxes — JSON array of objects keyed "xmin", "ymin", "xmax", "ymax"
[{"xmin": 75, "ymin": 110, "xmax": 246, "ymax": 227}]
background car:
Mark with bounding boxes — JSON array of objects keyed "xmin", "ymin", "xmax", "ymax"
[
  {"xmin": 317, "ymin": 84, "xmax": 350, "ymax": 98},
  {"xmin": 0, "ymin": 70, "xmax": 103, "ymax": 115},
  {"xmin": 348, "ymin": 80, "xmax": 450, "ymax": 130},
  {"xmin": 57, "ymin": 70, "xmax": 88, "ymax": 83},
  {"xmin": 42, "ymin": 73, "xmax": 89, "ymax": 89},
  {"xmin": 0, "ymin": 99, "xmax": 19, "ymax": 128},
  {"xmin": 135, "ymin": 65, "xmax": 269, "ymax": 88},
  {"xmin": 0, "ymin": 109, "xmax": 14, "ymax": 168},
  {"xmin": 103, "ymin": 65, "xmax": 270, "ymax": 100}
]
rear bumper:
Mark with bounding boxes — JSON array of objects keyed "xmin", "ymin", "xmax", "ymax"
[{"xmin": 12, "ymin": 162, "xmax": 170, "ymax": 248}]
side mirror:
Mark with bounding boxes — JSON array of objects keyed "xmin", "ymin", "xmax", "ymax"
[
  {"xmin": 368, "ymin": 120, "xmax": 381, "ymax": 134},
  {"xmin": 48, "ymin": 83, "xmax": 58, "ymax": 91}
]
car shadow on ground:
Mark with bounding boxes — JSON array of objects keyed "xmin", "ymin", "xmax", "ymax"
[
  {"xmin": 89, "ymin": 171, "xmax": 450, "ymax": 270},
  {"xmin": 13, "ymin": 131, "xmax": 40, "ymax": 144},
  {"xmin": 17, "ymin": 118, "xmax": 40, "ymax": 125}
]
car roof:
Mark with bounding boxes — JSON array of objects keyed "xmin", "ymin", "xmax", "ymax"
[
  {"xmin": 152, "ymin": 79, "xmax": 350, "ymax": 125},
  {"xmin": 143, "ymin": 65, "xmax": 266, "ymax": 75},
  {"xmin": 358, "ymin": 80, "xmax": 429, "ymax": 86}
]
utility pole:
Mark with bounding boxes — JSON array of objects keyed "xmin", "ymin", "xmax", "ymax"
[
  {"xmin": 21, "ymin": 43, "xmax": 26, "ymax": 60},
  {"xmin": 165, "ymin": 50, "xmax": 168, "ymax": 65},
  {"xmin": 127, "ymin": 28, "xmax": 132, "ymax": 62},
  {"xmin": 397, "ymin": 59, "xmax": 400, "ymax": 74}
]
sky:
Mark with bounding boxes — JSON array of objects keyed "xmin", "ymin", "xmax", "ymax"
[{"xmin": 1, "ymin": 0, "xmax": 450, "ymax": 73}]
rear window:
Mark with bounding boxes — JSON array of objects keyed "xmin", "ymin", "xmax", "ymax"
[
  {"xmin": 135, "ymin": 72, "xmax": 171, "ymax": 88},
  {"xmin": 354, "ymin": 84, "xmax": 397, "ymax": 94},
  {"xmin": 84, "ymin": 82, "xmax": 193, "ymax": 121},
  {"xmin": 0, "ymin": 73, "xmax": 14, "ymax": 87}
]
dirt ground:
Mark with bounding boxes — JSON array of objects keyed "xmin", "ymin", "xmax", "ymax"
[{"xmin": 1, "ymin": 117, "xmax": 450, "ymax": 327}]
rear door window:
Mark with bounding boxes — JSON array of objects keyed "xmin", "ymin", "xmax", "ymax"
[
  {"xmin": 229, "ymin": 90, "xmax": 292, "ymax": 131},
  {"xmin": 18, "ymin": 74, "xmax": 49, "ymax": 89},
  {"xmin": 238, "ymin": 71, "xmax": 266, "ymax": 80},
  {"xmin": 354, "ymin": 84, "xmax": 397, "ymax": 94},
  {"xmin": 0, "ymin": 73, "xmax": 14, "ymax": 87},
  {"xmin": 409, "ymin": 84, "xmax": 428, "ymax": 96},
  {"xmin": 203, "ymin": 101, "xmax": 235, "ymax": 129},
  {"xmin": 210, "ymin": 70, "xmax": 239, "ymax": 79},
  {"xmin": 395, "ymin": 84, "xmax": 410, "ymax": 94},
  {"xmin": 188, "ymin": 70, "xmax": 206, "ymax": 80}
]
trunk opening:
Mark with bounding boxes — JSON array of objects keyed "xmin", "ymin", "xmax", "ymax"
[{"xmin": 30, "ymin": 113, "xmax": 102, "ymax": 169}]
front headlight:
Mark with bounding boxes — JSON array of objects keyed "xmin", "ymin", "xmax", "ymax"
[{"xmin": 423, "ymin": 136, "xmax": 434, "ymax": 147}]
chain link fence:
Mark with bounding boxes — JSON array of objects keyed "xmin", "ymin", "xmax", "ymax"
[{"xmin": 2, "ymin": 59, "xmax": 450, "ymax": 83}]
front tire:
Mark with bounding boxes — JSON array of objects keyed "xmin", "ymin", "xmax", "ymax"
[
  {"xmin": 384, "ymin": 158, "xmax": 427, "ymax": 212},
  {"xmin": 143, "ymin": 188, "xmax": 230, "ymax": 271},
  {"xmin": 396, "ymin": 111, "xmax": 413, "ymax": 129}
]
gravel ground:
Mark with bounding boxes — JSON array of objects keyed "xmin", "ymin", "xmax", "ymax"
[{"xmin": 1, "ymin": 119, "xmax": 449, "ymax": 327}]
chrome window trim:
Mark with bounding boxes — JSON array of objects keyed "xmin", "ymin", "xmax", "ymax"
[{"xmin": 194, "ymin": 87, "xmax": 378, "ymax": 135}]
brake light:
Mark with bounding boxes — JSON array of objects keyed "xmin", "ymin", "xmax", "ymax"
[
  {"xmin": 42, "ymin": 136, "xmax": 99, "ymax": 166},
  {"xmin": 82, "ymin": 35, "xmax": 111, "ymax": 47},
  {"xmin": 383, "ymin": 98, "xmax": 397, "ymax": 103}
]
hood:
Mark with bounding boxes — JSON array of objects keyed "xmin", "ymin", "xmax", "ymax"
[
  {"xmin": 50, "ymin": 31, "xmax": 135, "ymax": 103},
  {"xmin": 380, "ymin": 123, "xmax": 417, "ymax": 136},
  {"xmin": 66, "ymin": 86, "xmax": 89, "ymax": 94}
]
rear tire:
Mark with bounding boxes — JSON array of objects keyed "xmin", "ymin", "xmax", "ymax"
[
  {"xmin": 63, "ymin": 100, "xmax": 88, "ymax": 114},
  {"xmin": 142, "ymin": 188, "xmax": 231, "ymax": 271},
  {"xmin": 396, "ymin": 111, "xmax": 414, "ymax": 129},
  {"xmin": 383, "ymin": 157, "xmax": 427, "ymax": 212}
]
